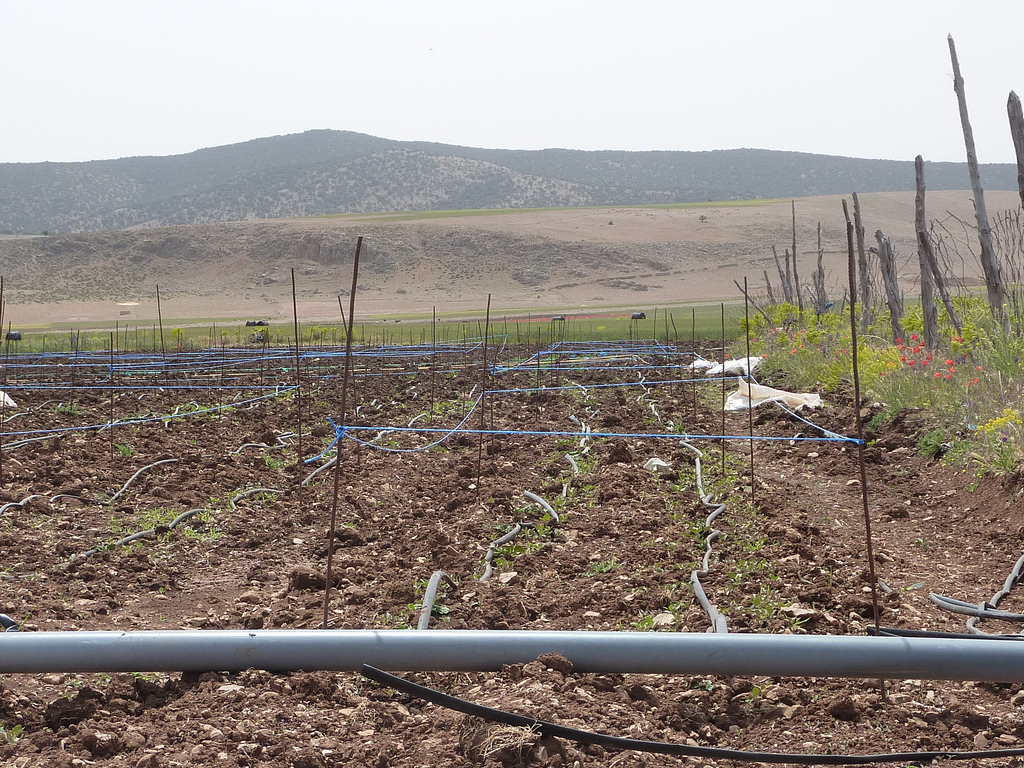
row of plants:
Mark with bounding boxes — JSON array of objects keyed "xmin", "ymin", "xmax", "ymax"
[{"xmin": 743, "ymin": 296, "xmax": 1024, "ymax": 477}]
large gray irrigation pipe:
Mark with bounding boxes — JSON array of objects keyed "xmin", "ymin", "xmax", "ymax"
[{"xmin": 3, "ymin": 630, "xmax": 1024, "ymax": 682}]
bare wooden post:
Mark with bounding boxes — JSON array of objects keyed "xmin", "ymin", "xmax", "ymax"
[
  {"xmin": 915, "ymin": 156, "xmax": 963, "ymax": 338},
  {"xmin": 784, "ymin": 248, "xmax": 794, "ymax": 306},
  {"xmin": 772, "ymin": 245, "xmax": 792, "ymax": 305},
  {"xmin": 812, "ymin": 222, "xmax": 828, "ymax": 314},
  {"xmin": 1008, "ymin": 91, "xmax": 1024, "ymax": 211},
  {"xmin": 875, "ymin": 230, "xmax": 905, "ymax": 342},
  {"xmin": 791, "ymin": 200, "xmax": 803, "ymax": 314},
  {"xmin": 851, "ymin": 193, "xmax": 873, "ymax": 332},
  {"xmin": 914, "ymin": 159, "xmax": 940, "ymax": 350},
  {"xmin": 763, "ymin": 269, "xmax": 776, "ymax": 305},
  {"xmin": 948, "ymin": 34, "xmax": 1009, "ymax": 331}
]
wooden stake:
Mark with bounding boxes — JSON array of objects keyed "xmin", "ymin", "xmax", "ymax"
[
  {"xmin": 476, "ymin": 295, "xmax": 492, "ymax": 497},
  {"xmin": 744, "ymin": 277, "xmax": 755, "ymax": 509},
  {"xmin": 156, "ymin": 284, "xmax": 166, "ymax": 365},
  {"xmin": 109, "ymin": 333, "xmax": 115, "ymax": 460},
  {"xmin": 720, "ymin": 303, "xmax": 726, "ymax": 477},
  {"xmin": 324, "ymin": 236, "xmax": 363, "ymax": 629},
  {"xmin": 844, "ymin": 199, "xmax": 885, "ymax": 697},
  {"xmin": 430, "ymin": 307, "xmax": 436, "ymax": 425},
  {"xmin": 792, "ymin": 200, "xmax": 803, "ymax": 314},
  {"xmin": 691, "ymin": 308, "xmax": 697, "ymax": 422},
  {"xmin": 291, "ymin": 268, "xmax": 303, "ymax": 462}
]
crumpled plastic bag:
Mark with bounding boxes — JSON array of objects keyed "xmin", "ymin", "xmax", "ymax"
[
  {"xmin": 724, "ymin": 380, "xmax": 822, "ymax": 411},
  {"xmin": 0, "ymin": 391, "xmax": 16, "ymax": 409},
  {"xmin": 706, "ymin": 356, "xmax": 761, "ymax": 376},
  {"xmin": 684, "ymin": 357, "xmax": 716, "ymax": 370},
  {"xmin": 643, "ymin": 457, "xmax": 674, "ymax": 476}
]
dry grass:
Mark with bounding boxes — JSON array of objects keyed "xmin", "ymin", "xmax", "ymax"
[
  {"xmin": 457, "ymin": 718, "xmax": 541, "ymax": 762},
  {"xmin": 0, "ymin": 190, "xmax": 1014, "ymax": 329}
]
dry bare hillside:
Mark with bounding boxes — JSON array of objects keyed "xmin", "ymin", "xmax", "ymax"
[{"xmin": 0, "ymin": 190, "xmax": 1016, "ymax": 327}]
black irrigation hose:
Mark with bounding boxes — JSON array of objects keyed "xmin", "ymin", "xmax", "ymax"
[
  {"xmin": 0, "ymin": 614, "xmax": 19, "ymax": 632},
  {"xmin": 870, "ymin": 626, "xmax": 1024, "ymax": 641},
  {"xmin": 564, "ymin": 454, "xmax": 579, "ymax": 475},
  {"xmin": 930, "ymin": 594, "xmax": 1024, "ymax": 623},
  {"xmin": 231, "ymin": 442, "xmax": 284, "ymax": 455},
  {"xmin": 0, "ymin": 492, "xmax": 97, "ymax": 516},
  {"xmin": 418, "ymin": 570, "xmax": 458, "ymax": 630},
  {"xmin": 50, "ymin": 493, "xmax": 96, "ymax": 506},
  {"xmin": 362, "ymin": 664, "xmax": 1024, "ymax": 764},
  {"xmin": 231, "ymin": 431, "xmax": 295, "ymax": 455},
  {"xmin": 679, "ymin": 441, "xmax": 728, "ymax": 633},
  {"xmin": 479, "ymin": 523, "xmax": 529, "ymax": 582},
  {"xmin": 523, "ymin": 491, "xmax": 559, "ymax": 524},
  {"xmin": 932, "ymin": 550, "xmax": 1024, "ymax": 634},
  {"xmin": 229, "ymin": 487, "xmax": 283, "ymax": 510},
  {"xmin": 302, "ymin": 456, "xmax": 336, "ymax": 486},
  {"xmin": 0, "ymin": 494, "xmax": 48, "ymax": 516},
  {"xmin": 76, "ymin": 507, "xmax": 207, "ymax": 560},
  {"xmin": 107, "ymin": 458, "xmax": 179, "ymax": 506},
  {"xmin": 1, "ymin": 434, "xmax": 56, "ymax": 451}
]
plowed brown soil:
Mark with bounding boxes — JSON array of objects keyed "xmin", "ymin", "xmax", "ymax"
[{"xmin": 1, "ymin": 342, "xmax": 1022, "ymax": 767}]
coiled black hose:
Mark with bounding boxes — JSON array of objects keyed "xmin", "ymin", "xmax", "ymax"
[{"xmin": 931, "ymin": 551, "xmax": 1024, "ymax": 634}]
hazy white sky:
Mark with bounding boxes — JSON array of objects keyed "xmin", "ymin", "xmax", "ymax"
[{"xmin": 1, "ymin": 1, "xmax": 1022, "ymax": 164}]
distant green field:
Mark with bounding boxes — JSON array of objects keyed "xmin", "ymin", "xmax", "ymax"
[{"xmin": 5, "ymin": 303, "xmax": 745, "ymax": 353}]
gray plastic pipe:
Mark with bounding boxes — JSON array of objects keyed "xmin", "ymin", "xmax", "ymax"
[{"xmin": 3, "ymin": 630, "xmax": 1024, "ymax": 682}]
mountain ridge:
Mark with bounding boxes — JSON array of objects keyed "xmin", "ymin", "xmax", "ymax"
[{"xmin": 0, "ymin": 130, "xmax": 1018, "ymax": 235}]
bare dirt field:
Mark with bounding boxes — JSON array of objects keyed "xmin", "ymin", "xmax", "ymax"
[
  {"xmin": 1, "ymin": 341, "xmax": 1024, "ymax": 767},
  {"xmin": 2, "ymin": 195, "xmax": 1024, "ymax": 767},
  {"xmin": 0, "ymin": 191, "xmax": 1015, "ymax": 328}
]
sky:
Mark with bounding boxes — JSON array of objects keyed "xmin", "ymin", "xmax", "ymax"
[{"xmin": 1, "ymin": 1, "xmax": 1023, "ymax": 165}]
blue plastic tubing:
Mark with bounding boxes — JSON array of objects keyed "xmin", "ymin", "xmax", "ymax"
[{"xmin": 1, "ymin": 630, "xmax": 1023, "ymax": 682}]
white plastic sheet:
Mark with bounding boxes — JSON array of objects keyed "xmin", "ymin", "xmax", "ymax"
[
  {"xmin": 724, "ymin": 380, "xmax": 822, "ymax": 412},
  {"xmin": 705, "ymin": 356, "xmax": 761, "ymax": 376}
]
